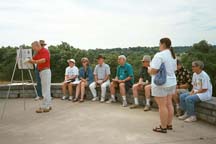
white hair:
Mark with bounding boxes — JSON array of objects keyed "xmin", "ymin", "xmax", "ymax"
[{"xmin": 118, "ymin": 55, "xmax": 127, "ymax": 61}]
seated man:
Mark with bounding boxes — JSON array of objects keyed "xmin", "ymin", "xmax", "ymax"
[
  {"xmin": 179, "ymin": 60, "xmax": 212, "ymax": 122},
  {"xmin": 89, "ymin": 55, "xmax": 111, "ymax": 102},
  {"xmin": 172, "ymin": 59, "xmax": 192, "ymax": 116},
  {"xmin": 107, "ymin": 55, "xmax": 134, "ymax": 107},
  {"xmin": 130, "ymin": 55, "xmax": 152, "ymax": 111},
  {"xmin": 62, "ymin": 59, "xmax": 79, "ymax": 101}
]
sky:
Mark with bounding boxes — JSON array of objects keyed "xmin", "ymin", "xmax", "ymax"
[{"xmin": 0, "ymin": 0, "xmax": 215, "ymax": 49}]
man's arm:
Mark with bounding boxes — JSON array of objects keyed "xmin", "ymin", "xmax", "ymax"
[
  {"xmin": 102, "ymin": 74, "xmax": 110, "ymax": 83},
  {"xmin": 177, "ymin": 83, "xmax": 190, "ymax": 89},
  {"xmin": 29, "ymin": 58, "xmax": 46, "ymax": 64},
  {"xmin": 119, "ymin": 76, "xmax": 131, "ymax": 83}
]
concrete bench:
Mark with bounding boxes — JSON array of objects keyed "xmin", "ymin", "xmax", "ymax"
[{"xmin": 0, "ymin": 83, "xmax": 215, "ymax": 125}]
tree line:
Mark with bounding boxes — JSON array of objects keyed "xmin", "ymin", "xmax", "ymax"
[{"xmin": 0, "ymin": 40, "xmax": 215, "ymax": 96}]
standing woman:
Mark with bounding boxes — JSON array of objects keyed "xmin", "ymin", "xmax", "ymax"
[
  {"xmin": 73, "ymin": 57, "xmax": 94, "ymax": 102},
  {"xmin": 149, "ymin": 38, "xmax": 177, "ymax": 133}
]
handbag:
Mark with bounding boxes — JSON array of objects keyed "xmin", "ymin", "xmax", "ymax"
[{"xmin": 154, "ymin": 63, "xmax": 167, "ymax": 85}]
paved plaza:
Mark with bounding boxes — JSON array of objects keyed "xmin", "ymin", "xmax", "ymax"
[{"xmin": 0, "ymin": 99, "xmax": 216, "ymax": 144}]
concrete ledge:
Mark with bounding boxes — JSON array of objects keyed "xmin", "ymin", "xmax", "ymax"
[{"xmin": 0, "ymin": 83, "xmax": 215, "ymax": 125}]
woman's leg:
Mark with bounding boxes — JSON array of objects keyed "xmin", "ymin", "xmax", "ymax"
[
  {"xmin": 80, "ymin": 81, "xmax": 87, "ymax": 100},
  {"xmin": 75, "ymin": 83, "xmax": 81, "ymax": 99},
  {"xmin": 180, "ymin": 93, "xmax": 190, "ymax": 112},
  {"xmin": 185, "ymin": 95, "xmax": 200, "ymax": 116},
  {"xmin": 155, "ymin": 96, "xmax": 168, "ymax": 128},
  {"xmin": 167, "ymin": 94, "xmax": 174, "ymax": 126}
]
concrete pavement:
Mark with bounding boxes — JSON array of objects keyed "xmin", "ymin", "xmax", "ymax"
[{"xmin": 0, "ymin": 99, "xmax": 216, "ymax": 144}]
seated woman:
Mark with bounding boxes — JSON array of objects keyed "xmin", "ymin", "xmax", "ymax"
[
  {"xmin": 179, "ymin": 60, "xmax": 212, "ymax": 122},
  {"xmin": 73, "ymin": 57, "xmax": 94, "ymax": 102}
]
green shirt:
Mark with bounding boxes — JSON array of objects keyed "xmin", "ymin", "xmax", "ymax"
[
  {"xmin": 139, "ymin": 67, "xmax": 151, "ymax": 83},
  {"xmin": 116, "ymin": 62, "xmax": 134, "ymax": 84}
]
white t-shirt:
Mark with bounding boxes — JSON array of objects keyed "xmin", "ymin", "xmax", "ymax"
[
  {"xmin": 150, "ymin": 49, "xmax": 177, "ymax": 87},
  {"xmin": 65, "ymin": 66, "xmax": 79, "ymax": 81},
  {"xmin": 192, "ymin": 71, "xmax": 212, "ymax": 101}
]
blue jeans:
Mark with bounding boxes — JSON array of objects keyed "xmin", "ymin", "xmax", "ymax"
[
  {"xmin": 35, "ymin": 67, "xmax": 42, "ymax": 97},
  {"xmin": 180, "ymin": 93, "xmax": 200, "ymax": 116}
]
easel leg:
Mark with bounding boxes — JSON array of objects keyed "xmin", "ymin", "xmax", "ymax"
[
  {"xmin": 1, "ymin": 55, "xmax": 18, "ymax": 120},
  {"xmin": 21, "ymin": 69, "xmax": 26, "ymax": 111},
  {"xmin": 28, "ymin": 69, "xmax": 40, "ymax": 107}
]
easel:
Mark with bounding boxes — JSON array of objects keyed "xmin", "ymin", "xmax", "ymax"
[{"xmin": 1, "ymin": 47, "xmax": 39, "ymax": 119}]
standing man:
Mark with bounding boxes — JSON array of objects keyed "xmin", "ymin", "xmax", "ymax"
[
  {"xmin": 29, "ymin": 41, "xmax": 52, "ymax": 113},
  {"xmin": 130, "ymin": 55, "xmax": 152, "ymax": 111},
  {"xmin": 34, "ymin": 40, "xmax": 47, "ymax": 100},
  {"xmin": 108, "ymin": 55, "xmax": 134, "ymax": 107},
  {"xmin": 89, "ymin": 54, "xmax": 111, "ymax": 102},
  {"xmin": 172, "ymin": 59, "xmax": 192, "ymax": 116}
]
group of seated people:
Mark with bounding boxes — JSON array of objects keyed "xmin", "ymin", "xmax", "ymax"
[{"xmin": 61, "ymin": 54, "xmax": 213, "ymax": 122}]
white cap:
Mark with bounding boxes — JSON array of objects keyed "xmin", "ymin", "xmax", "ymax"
[{"xmin": 67, "ymin": 59, "xmax": 75, "ymax": 63}]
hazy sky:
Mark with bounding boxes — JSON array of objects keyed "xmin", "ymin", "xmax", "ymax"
[{"xmin": 0, "ymin": 0, "xmax": 215, "ymax": 49}]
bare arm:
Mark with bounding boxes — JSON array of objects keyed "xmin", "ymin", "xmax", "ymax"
[
  {"xmin": 29, "ymin": 58, "xmax": 46, "ymax": 64},
  {"xmin": 177, "ymin": 83, "xmax": 190, "ymax": 89},
  {"xmin": 148, "ymin": 68, "xmax": 158, "ymax": 75},
  {"xmin": 102, "ymin": 75, "xmax": 110, "ymax": 83}
]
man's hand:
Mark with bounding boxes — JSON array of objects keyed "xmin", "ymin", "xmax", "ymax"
[
  {"xmin": 28, "ymin": 59, "xmax": 36, "ymax": 64},
  {"xmin": 190, "ymin": 91, "xmax": 195, "ymax": 95},
  {"xmin": 96, "ymin": 80, "xmax": 103, "ymax": 85},
  {"xmin": 118, "ymin": 80, "xmax": 125, "ymax": 83}
]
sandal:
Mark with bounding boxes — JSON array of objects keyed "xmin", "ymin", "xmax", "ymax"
[
  {"xmin": 167, "ymin": 125, "xmax": 173, "ymax": 130},
  {"xmin": 73, "ymin": 98, "xmax": 79, "ymax": 102},
  {"xmin": 153, "ymin": 126, "xmax": 167, "ymax": 133},
  {"xmin": 79, "ymin": 99, "xmax": 84, "ymax": 103}
]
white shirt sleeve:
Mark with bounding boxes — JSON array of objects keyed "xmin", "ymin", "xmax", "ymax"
[
  {"xmin": 106, "ymin": 64, "xmax": 111, "ymax": 75},
  {"xmin": 65, "ymin": 67, "xmax": 69, "ymax": 75},
  {"xmin": 151, "ymin": 53, "xmax": 162, "ymax": 70}
]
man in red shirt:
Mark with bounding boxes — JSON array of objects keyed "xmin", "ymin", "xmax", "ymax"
[{"xmin": 29, "ymin": 41, "xmax": 52, "ymax": 113}]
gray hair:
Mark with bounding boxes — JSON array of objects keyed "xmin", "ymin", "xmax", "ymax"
[
  {"xmin": 118, "ymin": 55, "xmax": 127, "ymax": 61},
  {"xmin": 31, "ymin": 41, "xmax": 41, "ymax": 47},
  {"xmin": 192, "ymin": 60, "xmax": 204, "ymax": 69}
]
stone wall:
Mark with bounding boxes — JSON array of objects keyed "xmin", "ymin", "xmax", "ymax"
[{"xmin": 0, "ymin": 83, "xmax": 215, "ymax": 125}]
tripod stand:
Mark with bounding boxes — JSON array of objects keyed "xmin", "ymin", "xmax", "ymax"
[{"xmin": 1, "ymin": 47, "xmax": 39, "ymax": 120}]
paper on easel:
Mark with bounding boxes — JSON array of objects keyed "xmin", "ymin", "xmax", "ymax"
[{"xmin": 17, "ymin": 49, "xmax": 34, "ymax": 69}]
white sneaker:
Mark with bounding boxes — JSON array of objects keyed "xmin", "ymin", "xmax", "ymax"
[
  {"xmin": 184, "ymin": 116, "xmax": 197, "ymax": 122},
  {"xmin": 92, "ymin": 97, "xmax": 99, "ymax": 101},
  {"xmin": 178, "ymin": 112, "xmax": 188, "ymax": 120},
  {"xmin": 34, "ymin": 96, "xmax": 40, "ymax": 101},
  {"xmin": 62, "ymin": 96, "xmax": 68, "ymax": 100},
  {"xmin": 68, "ymin": 96, "xmax": 73, "ymax": 101},
  {"xmin": 122, "ymin": 100, "xmax": 128, "ymax": 107},
  {"xmin": 100, "ymin": 97, "xmax": 105, "ymax": 103},
  {"xmin": 106, "ymin": 98, "xmax": 116, "ymax": 104}
]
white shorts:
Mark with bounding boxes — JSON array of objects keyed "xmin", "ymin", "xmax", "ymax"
[{"xmin": 151, "ymin": 85, "xmax": 176, "ymax": 97}]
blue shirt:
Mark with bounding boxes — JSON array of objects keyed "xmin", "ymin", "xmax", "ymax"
[
  {"xmin": 79, "ymin": 66, "xmax": 94, "ymax": 84},
  {"xmin": 116, "ymin": 62, "xmax": 134, "ymax": 84}
]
